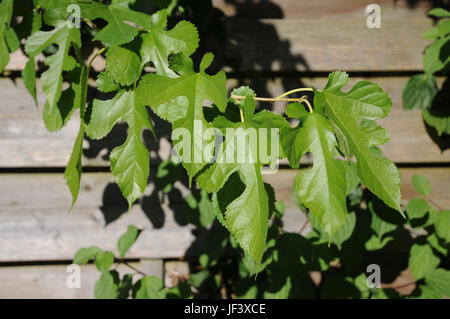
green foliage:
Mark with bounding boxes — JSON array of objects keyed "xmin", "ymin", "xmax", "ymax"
[
  {"xmin": 314, "ymin": 72, "xmax": 402, "ymax": 214},
  {"xmin": 0, "ymin": 0, "xmax": 14, "ymax": 72},
  {"xmin": 117, "ymin": 225, "xmax": 141, "ymax": 257},
  {"xmin": 7, "ymin": 0, "xmax": 448, "ymax": 300},
  {"xmin": 403, "ymin": 8, "xmax": 450, "ymax": 135}
]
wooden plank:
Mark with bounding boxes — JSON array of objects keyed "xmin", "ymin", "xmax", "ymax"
[
  {"xmin": 5, "ymin": 17, "xmax": 431, "ymax": 72},
  {"xmin": 0, "ymin": 168, "xmax": 448, "ymax": 262},
  {"xmin": 212, "ymin": 0, "xmax": 432, "ymax": 19},
  {"xmin": 0, "ymin": 262, "xmax": 145, "ymax": 299},
  {"xmin": 1, "ymin": 76, "xmax": 449, "ymax": 168},
  {"xmin": 218, "ymin": 17, "xmax": 431, "ymax": 72}
]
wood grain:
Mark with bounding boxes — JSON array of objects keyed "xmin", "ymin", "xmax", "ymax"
[
  {"xmin": 5, "ymin": 17, "xmax": 431, "ymax": 72},
  {"xmin": 0, "ymin": 262, "xmax": 144, "ymax": 299},
  {"xmin": 0, "ymin": 168, "xmax": 447, "ymax": 262},
  {"xmin": 212, "ymin": 0, "xmax": 432, "ymax": 19},
  {"xmin": 1, "ymin": 76, "xmax": 448, "ymax": 168}
]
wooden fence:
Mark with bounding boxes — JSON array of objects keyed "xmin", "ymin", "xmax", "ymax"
[{"xmin": 0, "ymin": 0, "xmax": 449, "ymax": 298}]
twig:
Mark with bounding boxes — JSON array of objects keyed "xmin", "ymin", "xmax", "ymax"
[
  {"xmin": 299, "ymin": 219, "xmax": 310, "ymax": 235},
  {"xmin": 117, "ymin": 260, "xmax": 148, "ymax": 276},
  {"xmin": 427, "ymin": 197, "xmax": 443, "ymax": 211},
  {"xmin": 231, "ymin": 95, "xmax": 302, "ymax": 103}
]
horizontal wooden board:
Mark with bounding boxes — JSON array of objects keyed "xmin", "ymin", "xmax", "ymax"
[
  {"xmin": 216, "ymin": 17, "xmax": 431, "ymax": 72},
  {"xmin": 212, "ymin": 0, "xmax": 432, "ymax": 19},
  {"xmin": 0, "ymin": 260, "xmax": 416, "ymax": 298},
  {"xmin": 1, "ymin": 76, "xmax": 449, "ymax": 168},
  {"xmin": 0, "ymin": 168, "xmax": 448, "ymax": 262},
  {"xmin": 5, "ymin": 17, "xmax": 431, "ymax": 72},
  {"xmin": 0, "ymin": 262, "xmax": 151, "ymax": 299}
]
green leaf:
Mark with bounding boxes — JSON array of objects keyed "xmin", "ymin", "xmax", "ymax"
[
  {"xmin": 434, "ymin": 210, "xmax": 450, "ymax": 243},
  {"xmin": 97, "ymin": 71, "xmax": 120, "ymax": 93},
  {"xmin": 437, "ymin": 19, "xmax": 450, "ymax": 37},
  {"xmin": 196, "ymin": 93, "xmax": 288, "ymax": 267},
  {"xmin": 428, "ymin": 8, "xmax": 450, "ymax": 18},
  {"xmin": 427, "ymin": 233, "xmax": 448, "ymax": 255},
  {"xmin": 409, "ymin": 244, "xmax": 440, "ymax": 280},
  {"xmin": 24, "ymin": 22, "xmax": 81, "ymax": 131},
  {"xmin": 406, "ymin": 198, "xmax": 430, "ymax": 220},
  {"xmin": 95, "ymin": 251, "xmax": 115, "ymax": 273},
  {"xmin": 133, "ymin": 275, "xmax": 166, "ymax": 299},
  {"xmin": 64, "ymin": 123, "xmax": 85, "ymax": 210},
  {"xmin": 110, "ymin": 134, "xmax": 150, "ymax": 208},
  {"xmin": 5, "ymin": 27, "xmax": 19, "ymax": 52},
  {"xmin": 79, "ymin": 0, "xmax": 153, "ymax": 46},
  {"xmin": 185, "ymin": 189, "xmax": 216, "ymax": 228},
  {"xmin": 117, "ymin": 225, "xmax": 141, "ymax": 257},
  {"xmin": 140, "ymin": 10, "xmax": 199, "ymax": 77},
  {"xmin": 414, "ymin": 285, "xmax": 442, "ymax": 299},
  {"xmin": 0, "ymin": 0, "xmax": 13, "ymax": 72},
  {"xmin": 402, "ymin": 74, "xmax": 438, "ymax": 110},
  {"xmin": 73, "ymin": 246, "xmax": 102, "ymax": 264},
  {"xmin": 317, "ymin": 71, "xmax": 403, "ymax": 215},
  {"xmin": 422, "ymin": 27, "xmax": 440, "ymax": 40},
  {"xmin": 95, "ymin": 271, "xmax": 119, "ymax": 299},
  {"xmin": 365, "ymin": 234, "xmax": 393, "ymax": 251},
  {"xmin": 136, "ymin": 53, "xmax": 227, "ymax": 183},
  {"xmin": 105, "ymin": 46, "xmax": 141, "ymax": 86},
  {"xmin": 422, "ymin": 107, "xmax": 450, "ymax": 136},
  {"xmin": 22, "ymin": 58, "xmax": 37, "ymax": 106},
  {"xmin": 412, "ymin": 174, "xmax": 431, "ymax": 196},
  {"xmin": 423, "ymin": 36, "xmax": 450, "ymax": 75},
  {"xmin": 282, "ymin": 112, "xmax": 349, "ymax": 238},
  {"xmin": 425, "ymin": 268, "xmax": 450, "ymax": 297},
  {"xmin": 368, "ymin": 199, "xmax": 400, "ymax": 238},
  {"xmin": 155, "ymin": 159, "xmax": 181, "ymax": 193},
  {"xmin": 86, "ymin": 90, "xmax": 153, "ymax": 207}
]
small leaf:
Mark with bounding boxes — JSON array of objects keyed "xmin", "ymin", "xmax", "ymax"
[
  {"xmin": 434, "ymin": 210, "xmax": 450, "ymax": 243},
  {"xmin": 24, "ymin": 22, "xmax": 81, "ymax": 131},
  {"xmin": 428, "ymin": 8, "xmax": 450, "ymax": 18},
  {"xmin": 412, "ymin": 174, "xmax": 431, "ymax": 196},
  {"xmin": 22, "ymin": 58, "xmax": 37, "ymax": 106},
  {"xmin": 95, "ymin": 271, "xmax": 119, "ymax": 299},
  {"xmin": 365, "ymin": 235, "xmax": 393, "ymax": 251},
  {"xmin": 427, "ymin": 233, "xmax": 448, "ymax": 255},
  {"xmin": 423, "ymin": 36, "xmax": 450, "ymax": 75},
  {"xmin": 117, "ymin": 225, "xmax": 141, "ymax": 258},
  {"xmin": 402, "ymin": 74, "xmax": 438, "ymax": 110},
  {"xmin": 64, "ymin": 122, "xmax": 85, "ymax": 210},
  {"xmin": 422, "ymin": 107, "xmax": 450, "ymax": 136},
  {"xmin": 79, "ymin": 1, "xmax": 153, "ymax": 47},
  {"xmin": 105, "ymin": 46, "xmax": 141, "ymax": 86},
  {"xmin": 73, "ymin": 246, "xmax": 102, "ymax": 264},
  {"xmin": 406, "ymin": 198, "xmax": 430, "ymax": 220},
  {"xmin": 425, "ymin": 268, "xmax": 450, "ymax": 297},
  {"xmin": 140, "ymin": 10, "xmax": 199, "ymax": 77},
  {"xmin": 409, "ymin": 244, "xmax": 440, "ymax": 280},
  {"xmin": 97, "ymin": 71, "xmax": 119, "ymax": 93},
  {"xmin": 133, "ymin": 276, "xmax": 166, "ymax": 299},
  {"xmin": 95, "ymin": 251, "xmax": 115, "ymax": 273}
]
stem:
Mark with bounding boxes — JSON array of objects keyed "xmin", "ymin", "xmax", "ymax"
[
  {"xmin": 427, "ymin": 197, "xmax": 443, "ymax": 211},
  {"xmin": 118, "ymin": 260, "xmax": 148, "ymax": 277},
  {"xmin": 275, "ymin": 88, "xmax": 314, "ymax": 99},
  {"xmin": 88, "ymin": 47, "xmax": 106, "ymax": 69},
  {"xmin": 299, "ymin": 219, "xmax": 310, "ymax": 235},
  {"xmin": 387, "ymin": 281, "xmax": 416, "ymax": 290},
  {"xmin": 239, "ymin": 108, "xmax": 245, "ymax": 123},
  {"xmin": 231, "ymin": 95, "xmax": 302, "ymax": 103}
]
